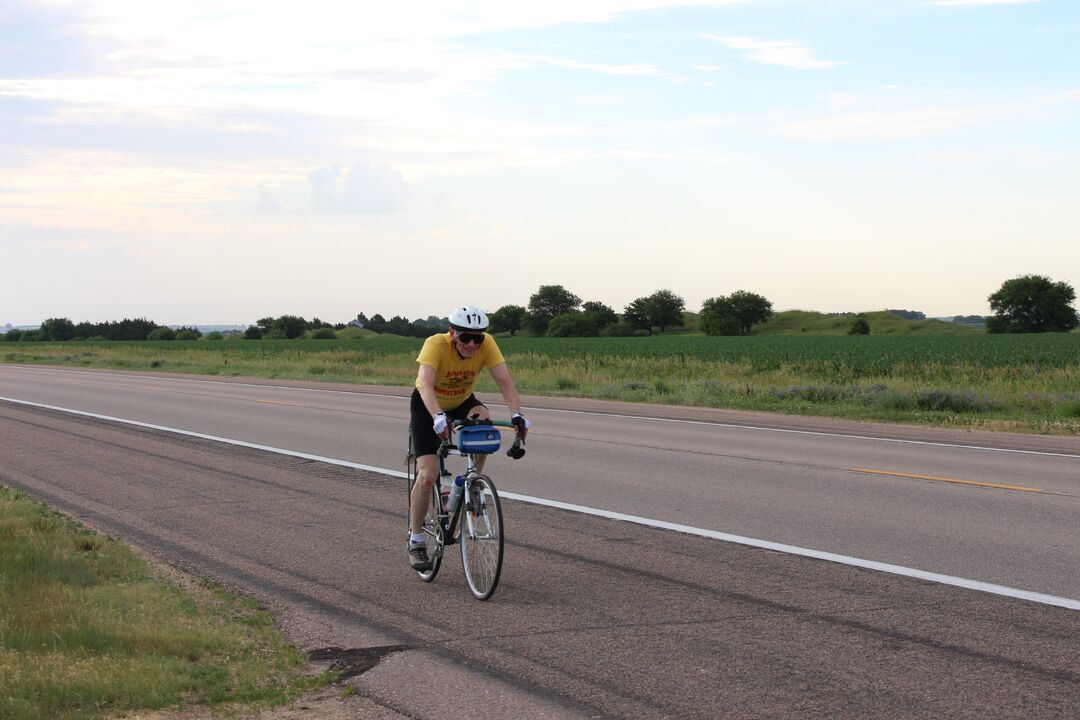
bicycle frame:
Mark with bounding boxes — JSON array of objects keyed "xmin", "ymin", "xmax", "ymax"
[
  {"xmin": 432, "ymin": 446, "xmax": 478, "ymax": 547},
  {"xmin": 431, "ymin": 418, "xmax": 519, "ymax": 543}
]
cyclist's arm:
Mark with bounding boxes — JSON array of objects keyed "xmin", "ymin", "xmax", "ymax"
[
  {"xmin": 416, "ymin": 364, "xmax": 443, "ymax": 418},
  {"xmin": 488, "ymin": 362, "xmax": 522, "ymax": 415}
]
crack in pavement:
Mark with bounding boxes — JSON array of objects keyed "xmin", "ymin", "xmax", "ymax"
[{"xmin": 309, "ymin": 645, "xmax": 415, "ymax": 681}]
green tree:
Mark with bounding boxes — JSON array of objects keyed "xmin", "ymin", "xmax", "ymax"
[
  {"xmin": 700, "ymin": 291, "xmax": 774, "ymax": 336},
  {"xmin": 644, "ymin": 289, "xmax": 685, "ymax": 333},
  {"xmin": 581, "ymin": 301, "xmax": 618, "ymax": 333},
  {"xmin": 384, "ymin": 316, "xmax": 411, "ymax": 335},
  {"xmin": 244, "ymin": 325, "xmax": 264, "ymax": 340},
  {"xmin": 272, "ymin": 315, "xmax": 309, "ymax": 339},
  {"xmin": 528, "ymin": 285, "xmax": 581, "ymax": 335},
  {"xmin": 848, "ymin": 316, "xmax": 871, "ymax": 335},
  {"xmin": 623, "ymin": 297, "xmax": 653, "ymax": 335},
  {"xmin": 367, "ymin": 314, "xmax": 387, "ymax": 333},
  {"xmin": 986, "ymin": 275, "xmax": 1078, "ymax": 333},
  {"xmin": 490, "ymin": 305, "xmax": 527, "ymax": 336},
  {"xmin": 147, "ymin": 327, "xmax": 176, "ymax": 341},
  {"xmin": 174, "ymin": 326, "xmax": 203, "ymax": 340},
  {"xmin": 546, "ymin": 311, "xmax": 596, "ymax": 337},
  {"xmin": 40, "ymin": 317, "xmax": 76, "ymax": 341}
]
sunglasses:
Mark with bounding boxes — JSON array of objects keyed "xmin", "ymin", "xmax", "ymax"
[{"xmin": 456, "ymin": 332, "xmax": 485, "ymax": 346}]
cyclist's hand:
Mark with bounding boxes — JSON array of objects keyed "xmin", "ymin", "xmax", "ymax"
[
  {"xmin": 508, "ymin": 413, "xmax": 528, "ymax": 459},
  {"xmin": 511, "ymin": 411, "xmax": 531, "ymax": 437},
  {"xmin": 432, "ymin": 412, "xmax": 449, "ymax": 438}
]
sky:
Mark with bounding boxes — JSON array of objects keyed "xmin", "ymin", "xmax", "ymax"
[{"xmin": 2, "ymin": 0, "xmax": 1078, "ymax": 326}]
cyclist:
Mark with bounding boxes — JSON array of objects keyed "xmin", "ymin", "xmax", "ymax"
[{"xmin": 408, "ymin": 305, "xmax": 531, "ymax": 571}]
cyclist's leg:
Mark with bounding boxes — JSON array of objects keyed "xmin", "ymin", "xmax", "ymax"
[
  {"xmin": 408, "ymin": 390, "xmax": 442, "ymax": 570},
  {"xmin": 410, "ymin": 454, "xmax": 438, "ymax": 533},
  {"xmin": 409, "ymin": 390, "xmax": 442, "ymax": 535}
]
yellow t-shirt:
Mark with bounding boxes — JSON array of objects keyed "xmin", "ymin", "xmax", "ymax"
[{"xmin": 415, "ymin": 332, "xmax": 506, "ymax": 410}]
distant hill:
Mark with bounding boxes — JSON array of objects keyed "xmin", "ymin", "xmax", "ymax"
[
  {"xmin": 334, "ymin": 326, "xmax": 379, "ymax": 339},
  {"xmin": 188, "ymin": 325, "xmax": 248, "ymax": 333},
  {"xmin": 754, "ymin": 310, "xmax": 978, "ymax": 335}
]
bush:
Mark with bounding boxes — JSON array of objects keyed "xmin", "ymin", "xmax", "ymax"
[
  {"xmin": 848, "ymin": 317, "xmax": 871, "ymax": 335},
  {"xmin": 309, "ymin": 328, "xmax": 337, "ymax": 340},
  {"xmin": 174, "ymin": 326, "xmax": 202, "ymax": 340},
  {"xmin": 147, "ymin": 327, "xmax": 176, "ymax": 341},
  {"xmin": 205, "ymin": 331, "xmax": 225, "ymax": 341},
  {"xmin": 547, "ymin": 311, "xmax": 599, "ymax": 337},
  {"xmin": 600, "ymin": 321, "xmax": 636, "ymax": 337},
  {"xmin": 244, "ymin": 326, "xmax": 263, "ymax": 340}
]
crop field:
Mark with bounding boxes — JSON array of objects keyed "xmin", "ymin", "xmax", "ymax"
[
  {"xmin": 4, "ymin": 332, "xmax": 1080, "ymax": 434},
  {"xmin": 499, "ymin": 333, "xmax": 1080, "ymax": 371}
]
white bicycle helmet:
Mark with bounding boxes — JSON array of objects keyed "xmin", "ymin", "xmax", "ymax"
[{"xmin": 449, "ymin": 305, "xmax": 488, "ymax": 331}]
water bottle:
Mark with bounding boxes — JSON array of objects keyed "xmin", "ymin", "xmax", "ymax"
[{"xmin": 447, "ymin": 475, "xmax": 465, "ymax": 514}]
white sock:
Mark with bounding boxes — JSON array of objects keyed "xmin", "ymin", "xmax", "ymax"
[{"xmin": 410, "ymin": 532, "xmax": 425, "ymax": 545}]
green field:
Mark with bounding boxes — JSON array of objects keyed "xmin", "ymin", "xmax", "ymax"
[{"xmin": 4, "ymin": 330, "xmax": 1080, "ymax": 434}]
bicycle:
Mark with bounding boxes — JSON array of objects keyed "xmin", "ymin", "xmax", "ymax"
[{"xmin": 406, "ymin": 417, "xmax": 526, "ymax": 600}]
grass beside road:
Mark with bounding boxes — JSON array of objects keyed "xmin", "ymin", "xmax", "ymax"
[
  {"xmin": 0, "ymin": 487, "xmax": 333, "ymax": 720},
  {"xmin": 4, "ymin": 332, "xmax": 1080, "ymax": 434}
]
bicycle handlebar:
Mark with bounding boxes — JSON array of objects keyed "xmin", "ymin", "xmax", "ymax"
[{"xmin": 440, "ymin": 418, "xmax": 526, "ymax": 459}]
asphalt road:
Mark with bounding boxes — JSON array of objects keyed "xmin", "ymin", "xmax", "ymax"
[{"xmin": 2, "ymin": 365, "xmax": 1080, "ymax": 718}]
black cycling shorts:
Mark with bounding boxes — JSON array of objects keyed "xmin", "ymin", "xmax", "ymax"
[{"xmin": 409, "ymin": 389, "xmax": 487, "ymax": 457}]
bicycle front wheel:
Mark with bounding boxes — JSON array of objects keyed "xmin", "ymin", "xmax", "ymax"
[{"xmin": 460, "ymin": 474, "xmax": 503, "ymax": 600}]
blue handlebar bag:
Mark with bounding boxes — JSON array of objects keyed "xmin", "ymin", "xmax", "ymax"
[{"xmin": 458, "ymin": 425, "xmax": 502, "ymax": 454}]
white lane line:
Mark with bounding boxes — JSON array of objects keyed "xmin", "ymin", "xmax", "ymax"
[
  {"xmin": 499, "ymin": 493, "xmax": 1080, "ymax": 611},
  {"xmin": 531, "ymin": 406, "xmax": 1080, "ymax": 460},
  {"xmin": 6, "ymin": 364, "xmax": 1080, "ymax": 459},
  {"xmin": 0, "ymin": 395, "xmax": 405, "ymax": 478},
  {"xmin": 4, "ymin": 394, "xmax": 1079, "ymax": 612},
  {"xmin": 0, "ymin": 365, "xmax": 406, "ymax": 400}
]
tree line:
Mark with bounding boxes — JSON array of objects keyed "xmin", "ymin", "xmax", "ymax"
[
  {"xmin": 2, "ymin": 317, "xmax": 206, "ymax": 343},
  {"xmin": 4, "ymin": 274, "xmax": 1075, "ymax": 343},
  {"xmin": 484, "ymin": 285, "xmax": 774, "ymax": 337}
]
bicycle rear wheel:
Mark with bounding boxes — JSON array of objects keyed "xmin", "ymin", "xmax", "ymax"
[
  {"xmin": 409, "ymin": 479, "xmax": 444, "ymax": 582},
  {"xmin": 459, "ymin": 474, "xmax": 503, "ymax": 600}
]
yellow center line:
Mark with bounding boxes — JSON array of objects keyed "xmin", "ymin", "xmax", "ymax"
[{"xmin": 851, "ymin": 468, "xmax": 1045, "ymax": 494}]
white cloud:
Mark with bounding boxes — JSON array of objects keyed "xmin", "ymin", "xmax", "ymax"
[
  {"xmin": 704, "ymin": 35, "xmax": 844, "ymax": 70},
  {"xmin": 776, "ymin": 105, "xmax": 1010, "ymax": 141},
  {"xmin": 544, "ymin": 57, "xmax": 686, "ymax": 83},
  {"xmin": 6, "ymin": 2, "xmax": 728, "ymax": 184},
  {"xmin": 307, "ymin": 163, "xmax": 410, "ymax": 214}
]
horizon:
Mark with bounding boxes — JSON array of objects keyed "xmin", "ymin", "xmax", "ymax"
[
  {"xmin": 1, "ymin": 307, "xmax": 992, "ymax": 332},
  {"xmin": 3, "ymin": 0, "xmax": 1078, "ymax": 325}
]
